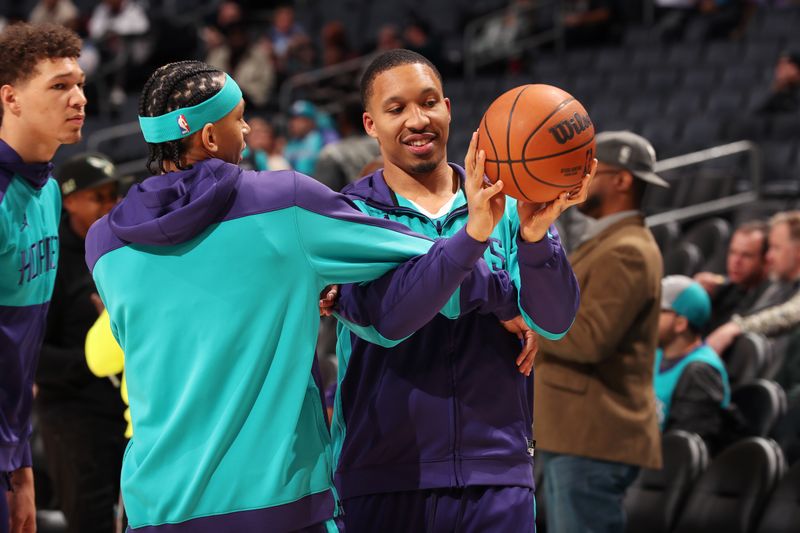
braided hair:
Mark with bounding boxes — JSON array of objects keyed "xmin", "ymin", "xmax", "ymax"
[{"xmin": 139, "ymin": 61, "xmax": 227, "ymax": 174}]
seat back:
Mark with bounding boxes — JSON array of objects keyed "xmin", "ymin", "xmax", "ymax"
[
  {"xmin": 755, "ymin": 460, "xmax": 800, "ymax": 533},
  {"xmin": 682, "ymin": 217, "xmax": 731, "ymax": 274},
  {"xmin": 724, "ymin": 332, "xmax": 770, "ymax": 387},
  {"xmin": 674, "ymin": 437, "xmax": 785, "ymax": 533},
  {"xmin": 663, "ymin": 241, "xmax": 703, "ymax": 277},
  {"xmin": 730, "ymin": 380, "xmax": 788, "ymax": 437},
  {"xmin": 649, "ymin": 221, "xmax": 681, "ymax": 254},
  {"xmin": 625, "ymin": 431, "xmax": 709, "ymax": 533}
]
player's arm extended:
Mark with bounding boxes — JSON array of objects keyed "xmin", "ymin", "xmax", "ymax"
[
  {"xmin": 507, "ymin": 221, "xmax": 580, "ymax": 341},
  {"xmin": 294, "ymin": 174, "xmax": 490, "ymax": 345}
]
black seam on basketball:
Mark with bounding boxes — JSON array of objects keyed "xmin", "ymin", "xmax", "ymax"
[
  {"xmin": 482, "ymin": 114, "xmax": 501, "ymax": 180},
  {"xmin": 486, "ymin": 135, "xmax": 596, "ymax": 164},
  {"xmin": 523, "ymin": 97, "xmax": 576, "ymax": 148},
  {"xmin": 505, "ymin": 86, "xmax": 534, "ymax": 202}
]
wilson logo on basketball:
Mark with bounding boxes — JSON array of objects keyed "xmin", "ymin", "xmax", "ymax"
[{"xmin": 548, "ymin": 113, "xmax": 593, "ymax": 145}]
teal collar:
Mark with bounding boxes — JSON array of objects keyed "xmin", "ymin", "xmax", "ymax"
[{"xmin": 138, "ymin": 74, "xmax": 242, "ymax": 144}]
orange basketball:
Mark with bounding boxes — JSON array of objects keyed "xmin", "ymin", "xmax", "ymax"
[{"xmin": 477, "ymin": 84, "xmax": 595, "ymax": 203}]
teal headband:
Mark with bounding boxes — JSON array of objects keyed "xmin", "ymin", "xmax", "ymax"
[{"xmin": 138, "ymin": 74, "xmax": 243, "ymax": 144}]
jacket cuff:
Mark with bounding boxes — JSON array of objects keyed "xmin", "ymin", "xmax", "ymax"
[{"xmin": 516, "ymin": 231, "xmax": 557, "ymax": 267}]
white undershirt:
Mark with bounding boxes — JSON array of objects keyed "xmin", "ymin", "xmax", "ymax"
[{"xmin": 407, "ymin": 192, "xmax": 458, "ymax": 220}]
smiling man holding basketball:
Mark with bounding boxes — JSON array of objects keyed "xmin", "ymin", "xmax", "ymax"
[{"xmin": 329, "ymin": 49, "xmax": 594, "ymax": 532}]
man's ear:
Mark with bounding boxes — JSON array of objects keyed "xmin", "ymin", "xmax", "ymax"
[
  {"xmin": 0, "ymin": 84, "xmax": 21, "ymax": 118},
  {"xmin": 615, "ymin": 170, "xmax": 634, "ymax": 193},
  {"xmin": 363, "ymin": 112, "xmax": 379, "ymax": 140},
  {"xmin": 199, "ymin": 123, "xmax": 218, "ymax": 154},
  {"xmin": 675, "ymin": 315, "xmax": 690, "ymax": 335}
]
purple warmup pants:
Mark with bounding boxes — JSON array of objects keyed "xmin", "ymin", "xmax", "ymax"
[{"xmin": 342, "ymin": 486, "xmax": 535, "ymax": 533}]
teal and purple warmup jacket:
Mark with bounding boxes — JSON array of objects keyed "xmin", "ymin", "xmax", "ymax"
[
  {"xmin": 332, "ymin": 165, "xmax": 580, "ymax": 499},
  {"xmin": 85, "ymin": 158, "xmax": 493, "ymax": 532},
  {"xmin": 0, "ymin": 139, "xmax": 60, "ymax": 474}
]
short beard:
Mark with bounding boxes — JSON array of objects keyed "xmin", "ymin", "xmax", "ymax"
[
  {"xmin": 577, "ymin": 192, "xmax": 602, "ymax": 217},
  {"xmin": 410, "ymin": 160, "xmax": 439, "ymax": 175}
]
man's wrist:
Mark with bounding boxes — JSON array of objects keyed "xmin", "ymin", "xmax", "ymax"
[{"xmin": 519, "ymin": 225, "xmax": 546, "ymax": 243}]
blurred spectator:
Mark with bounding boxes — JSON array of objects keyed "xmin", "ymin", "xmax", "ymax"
[
  {"xmin": 36, "ymin": 153, "xmax": 127, "ymax": 533},
  {"xmin": 695, "ymin": 220, "xmax": 770, "ymax": 333},
  {"xmin": 284, "ymin": 100, "xmax": 324, "ymax": 175},
  {"xmin": 314, "ymin": 100, "xmax": 380, "ymax": 190},
  {"xmin": 754, "ymin": 48, "xmax": 800, "ymax": 114},
  {"xmin": 563, "ymin": 0, "xmax": 623, "ymax": 46},
  {"xmin": 202, "ymin": 1, "xmax": 243, "ymax": 53},
  {"xmin": 88, "ymin": 0, "xmax": 149, "ymax": 41},
  {"xmin": 535, "ymin": 131, "xmax": 667, "ymax": 532},
  {"xmin": 470, "ymin": 0, "xmax": 535, "ymax": 61},
  {"xmin": 284, "ymin": 33, "xmax": 318, "ymax": 77},
  {"xmin": 655, "ymin": 276, "xmax": 731, "ymax": 450},
  {"xmin": 656, "ymin": 0, "xmax": 745, "ymax": 41},
  {"xmin": 269, "ymin": 5, "xmax": 305, "ymax": 63},
  {"xmin": 28, "ymin": 0, "xmax": 78, "ymax": 28},
  {"xmin": 240, "ymin": 116, "xmax": 290, "ymax": 171},
  {"xmin": 376, "ymin": 24, "xmax": 403, "ymax": 51},
  {"xmin": 321, "ymin": 20, "xmax": 355, "ymax": 67},
  {"xmin": 89, "ymin": 0, "xmax": 151, "ymax": 100},
  {"xmin": 707, "ymin": 211, "xmax": 800, "ymax": 353},
  {"xmin": 403, "ymin": 19, "xmax": 442, "ymax": 67},
  {"xmin": 206, "ymin": 23, "xmax": 275, "ymax": 109}
]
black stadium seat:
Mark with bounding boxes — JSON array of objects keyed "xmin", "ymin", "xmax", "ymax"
[
  {"xmin": 673, "ymin": 437, "xmax": 785, "ymax": 533},
  {"xmin": 682, "ymin": 217, "xmax": 731, "ymax": 273},
  {"xmin": 663, "ymin": 241, "xmax": 703, "ymax": 277},
  {"xmin": 649, "ymin": 221, "xmax": 681, "ymax": 254},
  {"xmin": 723, "ymin": 333, "xmax": 771, "ymax": 387},
  {"xmin": 755, "ymin": 460, "xmax": 800, "ymax": 533},
  {"xmin": 730, "ymin": 380, "xmax": 787, "ymax": 438},
  {"xmin": 624, "ymin": 431, "xmax": 709, "ymax": 533}
]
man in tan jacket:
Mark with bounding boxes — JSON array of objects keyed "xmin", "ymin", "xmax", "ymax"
[{"xmin": 535, "ymin": 131, "xmax": 667, "ymax": 533}]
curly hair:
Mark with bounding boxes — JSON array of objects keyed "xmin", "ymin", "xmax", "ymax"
[
  {"xmin": 139, "ymin": 61, "xmax": 227, "ymax": 174},
  {"xmin": 0, "ymin": 22, "xmax": 82, "ymax": 122}
]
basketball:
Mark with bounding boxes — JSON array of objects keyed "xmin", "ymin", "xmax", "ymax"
[{"xmin": 477, "ymin": 84, "xmax": 596, "ymax": 203}]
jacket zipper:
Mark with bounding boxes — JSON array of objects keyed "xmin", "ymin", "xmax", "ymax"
[{"xmin": 364, "ymin": 198, "xmax": 469, "ymax": 484}]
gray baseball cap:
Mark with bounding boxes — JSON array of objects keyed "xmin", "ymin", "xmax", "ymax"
[{"xmin": 595, "ymin": 131, "xmax": 669, "ymax": 188}]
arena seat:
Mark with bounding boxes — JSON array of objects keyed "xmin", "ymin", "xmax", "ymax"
[
  {"xmin": 723, "ymin": 333, "xmax": 771, "ymax": 387},
  {"xmin": 703, "ymin": 41, "xmax": 741, "ymax": 67},
  {"xmin": 663, "ymin": 241, "xmax": 703, "ymax": 277},
  {"xmin": 755, "ymin": 460, "xmax": 800, "ymax": 533},
  {"xmin": 665, "ymin": 92, "xmax": 705, "ymax": 116},
  {"xmin": 649, "ymin": 221, "xmax": 681, "ymax": 254},
  {"xmin": 706, "ymin": 89, "xmax": 744, "ymax": 113},
  {"xmin": 644, "ymin": 69, "xmax": 680, "ymax": 96},
  {"xmin": 731, "ymin": 380, "xmax": 787, "ymax": 438},
  {"xmin": 666, "ymin": 43, "xmax": 700, "ymax": 69},
  {"xmin": 682, "ymin": 217, "xmax": 731, "ymax": 273},
  {"xmin": 673, "ymin": 437, "xmax": 785, "ymax": 533},
  {"xmin": 680, "ymin": 117, "xmax": 723, "ymax": 150},
  {"xmin": 631, "ymin": 47, "xmax": 665, "ymax": 69},
  {"xmin": 682, "ymin": 68, "xmax": 718, "ymax": 92},
  {"xmin": 624, "ymin": 430, "xmax": 709, "ymax": 533},
  {"xmin": 625, "ymin": 97, "xmax": 662, "ymax": 122},
  {"xmin": 742, "ymin": 41, "xmax": 782, "ymax": 66}
]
